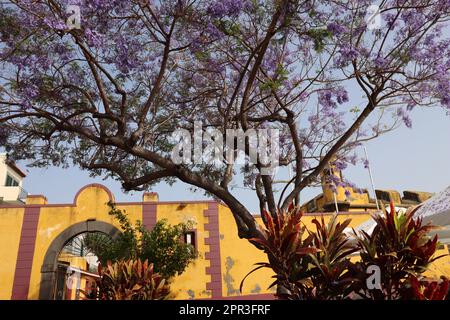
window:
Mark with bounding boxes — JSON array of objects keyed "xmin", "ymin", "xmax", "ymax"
[
  {"xmin": 184, "ymin": 231, "xmax": 196, "ymax": 249},
  {"xmin": 307, "ymin": 200, "xmax": 317, "ymax": 213},
  {"xmin": 5, "ymin": 174, "xmax": 19, "ymax": 187}
]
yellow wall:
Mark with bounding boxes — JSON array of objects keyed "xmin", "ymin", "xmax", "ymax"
[
  {"xmin": 426, "ymin": 245, "xmax": 450, "ymax": 279},
  {"xmin": 27, "ymin": 186, "xmax": 142, "ymax": 299},
  {"xmin": 0, "ymin": 207, "xmax": 24, "ymax": 299},
  {"xmin": 156, "ymin": 202, "xmax": 211, "ymax": 300},
  {"xmin": 1, "ymin": 183, "xmax": 449, "ymax": 300},
  {"xmin": 218, "ymin": 206, "xmax": 275, "ymax": 298}
]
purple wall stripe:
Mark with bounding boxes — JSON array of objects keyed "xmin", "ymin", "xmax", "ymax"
[
  {"xmin": 11, "ymin": 206, "xmax": 41, "ymax": 300},
  {"xmin": 203, "ymin": 203, "xmax": 222, "ymax": 299},
  {"xmin": 142, "ymin": 203, "xmax": 157, "ymax": 230}
]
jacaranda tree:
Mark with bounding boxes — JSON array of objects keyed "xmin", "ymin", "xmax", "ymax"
[{"xmin": 1, "ymin": 0, "xmax": 450, "ymax": 242}]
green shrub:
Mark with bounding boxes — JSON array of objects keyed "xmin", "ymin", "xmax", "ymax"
[{"xmin": 84, "ymin": 202, "xmax": 197, "ymax": 279}]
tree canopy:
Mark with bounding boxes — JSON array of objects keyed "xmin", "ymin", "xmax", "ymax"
[{"xmin": 1, "ymin": 0, "xmax": 449, "ymax": 239}]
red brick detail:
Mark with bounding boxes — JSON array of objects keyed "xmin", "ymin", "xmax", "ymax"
[
  {"xmin": 142, "ymin": 203, "xmax": 157, "ymax": 230},
  {"xmin": 204, "ymin": 237, "xmax": 220, "ymax": 245},
  {"xmin": 203, "ymin": 203, "xmax": 222, "ymax": 298},
  {"xmin": 11, "ymin": 206, "xmax": 40, "ymax": 300}
]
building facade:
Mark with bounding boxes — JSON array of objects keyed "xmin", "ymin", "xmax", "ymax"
[
  {"xmin": 0, "ymin": 182, "xmax": 387, "ymax": 300},
  {"xmin": 300, "ymin": 161, "xmax": 434, "ymax": 213},
  {"xmin": 0, "ymin": 184, "xmax": 276, "ymax": 300},
  {"xmin": 0, "ymin": 159, "xmax": 448, "ymax": 300},
  {"xmin": 0, "ymin": 153, "xmax": 27, "ymax": 204}
]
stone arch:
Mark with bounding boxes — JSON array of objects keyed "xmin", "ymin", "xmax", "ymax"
[{"xmin": 38, "ymin": 220, "xmax": 121, "ymax": 300}]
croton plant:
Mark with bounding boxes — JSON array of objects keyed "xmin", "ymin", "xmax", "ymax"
[
  {"xmin": 242, "ymin": 202, "xmax": 449, "ymax": 300},
  {"xmin": 83, "ymin": 259, "xmax": 170, "ymax": 300}
]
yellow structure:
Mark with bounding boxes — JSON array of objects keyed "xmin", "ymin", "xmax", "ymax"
[
  {"xmin": 0, "ymin": 183, "xmax": 449, "ymax": 300},
  {"xmin": 0, "ymin": 184, "xmax": 278, "ymax": 300},
  {"xmin": 301, "ymin": 162, "xmax": 434, "ymax": 213},
  {"xmin": 0, "ymin": 158, "xmax": 448, "ymax": 300}
]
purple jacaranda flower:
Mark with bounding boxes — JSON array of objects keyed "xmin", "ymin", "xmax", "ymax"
[
  {"xmin": 207, "ymin": 0, "xmax": 247, "ymax": 18},
  {"xmin": 327, "ymin": 22, "xmax": 347, "ymax": 35},
  {"xmin": 336, "ymin": 87, "xmax": 349, "ymax": 104},
  {"xmin": 441, "ymin": 94, "xmax": 450, "ymax": 109},
  {"xmin": 87, "ymin": 0, "xmax": 113, "ymax": 10},
  {"xmin": 333, "ymin": 160, "xmax": 348, "ymax": 171},
  {"xmin": 335, "ymin": 48, "xmax": 359, "ymax": 67},
  {"xmin": 374, "ymin": 56, "xmax": 387, "ymax": 68},
  {"xmin": 308, "ymin": 114, "xmax": 319, "ymax": 124},
  {"xmin": 397, "ymin": 108, "xmax": 413, "ymax": 128},
  {"xmin": 111, "ymin": 35, "xmax": 144, "ymax": 74},
  {"xmin": 53, "ymin": 43, "xmax": 73, "ymax": 62},
  {"xmin": 20, "ymin": 100, "xmax": 33, "ymax": 110},
  {"xmin": 363, "ymin": 159, "xmax": 369, "ymax": 169},
  {"xmin": 20, "ymin": 84, "xmax": 39, "ymax": 100},
  {"xmin": 85, "ymin": 28, "xmax": 104, "ymax": 48},
  {"xmin": 206, "ymin": 22, "xmax": 223, "ymax": 39},
  {"xmin": 347, "ymin": 154, "xmax": 358, "ymax": 166},
  {"xmin": 43, "ymin": 17, "xmax": 66, "ymax": 31},
  {"xmin": 319, "ymin": 86, "xmax": 349, "ymax": 109},
  {"xmin": 345, "ymin": 189, "xmax": 351, "ymax": 199},
  {"xmin": 435, "ymin": 77, "xmax": 450, "ymax": 109},
  {"xmin": 406, "ymin": 102, "xmax": 416, "ymax": 111}
]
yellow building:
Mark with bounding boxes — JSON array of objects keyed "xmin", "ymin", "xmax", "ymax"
[
  {"xmin": 0, "ymin": 153, "xmax": 27, "ymax": 204},
  {"xmin": 0, "ymin": 176, "xmax": 378, "ymax": 300},
  {"xmin": 0, "ymin": 183, "xmax": 281, "ymax": 300},
  {"xmin": 0, "ymin": 158, "xmax": 448, "ymax": 300},
  {"xmin": 300, "ymin": 161, "xmax": 434, "ymax": 213}
]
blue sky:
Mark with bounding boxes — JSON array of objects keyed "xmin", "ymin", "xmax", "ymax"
[{"xmin": 16, "ymin": 106, "xmax": 450, "ymax": 214}]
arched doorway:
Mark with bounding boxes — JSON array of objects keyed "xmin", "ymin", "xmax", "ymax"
[{"xmin": 39, "ymin": 220, "xmax": 120, "ymax": 300}]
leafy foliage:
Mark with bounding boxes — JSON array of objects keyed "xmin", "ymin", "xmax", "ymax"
[
  {"xmin": 241, "ymin": 208, "xmax": 318, "ymax": 299},
  {"xmin": 84, "ymin": 202, "xmax": 197, "ymax": 279},
  {"xmin": 305, "ymin": 28, "xmax": 332, "ymax": 52},
  {"xmin": 307, "ymin": 215, "xmax": 358, "ymax": 299},
  {"xmin": 242, "ymin": 202, "xmax": 448, "ymax": 300},
  {"xmin": 352, "ymin": 202, "xmax": 447, "ymax": 299},
  {"xmin": 87, "ymin": 259, "xmax": 170, "ymax": 300},
  {"xmin": 405, "ymin": 276, "xmax": 449, "ymax": 300}
]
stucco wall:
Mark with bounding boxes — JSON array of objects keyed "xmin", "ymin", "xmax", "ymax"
[
  {"xmin": 154, "ymin": 202, "xmax": 212, "ymax": 300},
  {"xmin": 1, "ymin": 183, "xmax": 449, "ymax": 300},
  {"xmin": 218, "ymin": 206, "xmax": 275, "ymax": 298},
  {"xmin": 0, "ymin": 207, "xmax": 24, "ymax": 299},
  {"xmin": 27, "ymin": 185, "xmax": 143, "ymax": 299}
]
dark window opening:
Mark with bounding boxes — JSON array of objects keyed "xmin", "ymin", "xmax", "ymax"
[
  {"xmin": 307, "ymin": 200, "xmax": 317, "ymax": 213},
  {"xmin": 184, "ymin": 231, "xmax": 196, "ymax": 249},
  {"xmin": 5, "ymin": 174, "xmax": 19, "ymax": 187}
]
